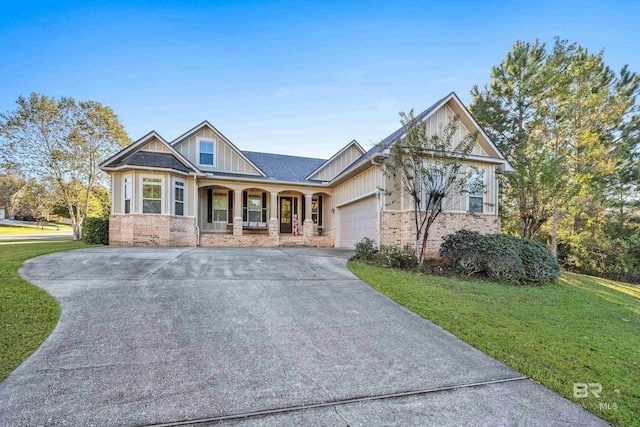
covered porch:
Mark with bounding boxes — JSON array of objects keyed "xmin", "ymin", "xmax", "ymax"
[{"xmin": 197, "ymin": 181, "xmax": 333, "ymax": 247}]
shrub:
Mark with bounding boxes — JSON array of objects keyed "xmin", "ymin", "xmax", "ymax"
[
  {"xmin": 558, "ymin": 234, "xmax": 640, "ymax": 282},
  {"xmin": 379, "ymin": 245, "xmax": 418, "ymax": 269},
  {"xmin": 81, "ymin": 217, "xmax": 109, "ymax": 245},
  {"xmin": 440, "ymin": 230, "xmax": 560, "ymax": 285},
  {"xmin": 354, "ymin": 237, "xmax": 378, "ymax": 262}
]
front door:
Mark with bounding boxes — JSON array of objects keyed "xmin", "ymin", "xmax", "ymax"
[{"xmin": 280, "ymin": 197, "xmax": 293, "ymax": 234}]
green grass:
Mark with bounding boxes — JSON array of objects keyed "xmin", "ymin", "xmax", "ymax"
[
  {"xmin": 0, "ymin": 240, "xmax": 91, "ymax": 382},
  {"xmin": 0, "ymin": 224, "xmax": 72, "ymax": 235},
  {"xmin": 348, "ymin": 261, "xmax": 640, "ymax": 426}
]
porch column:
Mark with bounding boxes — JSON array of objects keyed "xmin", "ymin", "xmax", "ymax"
[
  {"xmin": 269, "ymin": 192, "xmax": 278, "ymax": 237},
  {"xmin": 233, "ymin": 190, "xmax": 243, "ymax": 236},
  {"xmin": 303, "ymin": 193, "xmax": 314, "ymax": 237}
]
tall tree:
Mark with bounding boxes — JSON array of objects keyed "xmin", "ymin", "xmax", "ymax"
[
  {"xmin": 472, "ymin": 38, "xmax": 640, "ymax": 256},
  {"xmin": 470, "ymin": 40, "xmax": 559, "ymax": 239},
  {"xmin": 0, "ymin": 93, "xmax": 129, "ymax": 239},
  {"xmin": 379, "ymin": 111, "xmax": 478, "ymax": 264}
]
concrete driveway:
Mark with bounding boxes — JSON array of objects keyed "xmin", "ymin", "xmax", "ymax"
[{"xmin": 0, "ymin": 247, "xmax": 605, "ymax": 426}]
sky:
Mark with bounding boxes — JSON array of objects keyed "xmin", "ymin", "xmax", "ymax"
[{"xmin": 1, "ymin": 0, "xmax": 639, "ymax": 159}]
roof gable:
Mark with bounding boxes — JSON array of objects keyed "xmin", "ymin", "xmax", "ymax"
[
  {"xmin": 306, "ymin": 140, "xmax": 365, "ymax": 181},
  {"xmin": 330, "ymin": 92, "xmax": 512, "ymax": 182},
  {"xmin": 171, "ymin": 121, "xmax": 266, "ymax": 177},
  {"xmin": 100, "ymin": 132, "xmax": 199, "ymax": 174}
]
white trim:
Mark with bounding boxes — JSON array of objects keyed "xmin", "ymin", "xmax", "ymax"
[
  {"xmin": 196, "ymin": 137, "xmax": 217, "ymax": 169},
  {"xmin": 306, "ymin": 140, "xmax": 365, "ymax": 180},
  {"xmin": 102, "ymin": 164, "xmax": 194, "ymax": 176},
  {"xmin": 334, "ymin": 191, "xmax": 377, "ymax": 208},
  {"xmin": 140, "ymin": 174, "xmax": 165, "ymax": 215}
]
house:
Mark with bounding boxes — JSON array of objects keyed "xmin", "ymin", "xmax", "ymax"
[{"xmin": 99, "ymin": 92, "xmax": 510, "ymax": 250}]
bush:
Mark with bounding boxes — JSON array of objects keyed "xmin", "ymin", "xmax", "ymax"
[
  {"xmin": 82, "ymin": 217, "xmax": 109, "ymax": 245},
  {"xmin": 378, "ymin": 245, "xmax": 418, "ymax": 269},
  {"xmin": 440, "ymin": 230, "xmax": 560, "ymax": 285},
  {"xmin": 354, "ymin": 237, "xmax": 378, "ymax": 262},
  {"xmin": 558, "ymin": 234, "xmax": 640, "ymax": 282},
  {"xmin": 353, "ymin": 238, "xmax": 418, "ymax": 270}
]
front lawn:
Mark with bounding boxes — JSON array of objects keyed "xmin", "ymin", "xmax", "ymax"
[
  {"xmin": 348, "ymin": 261, "xmax": 639, "ymax": 426},
  {"xmin": 0, "ymin": 224, "xmax": 72, "ymax": 235},
  {"xmin": 0, "ymin": 240, "xmax": 90, "ymax": 382}
]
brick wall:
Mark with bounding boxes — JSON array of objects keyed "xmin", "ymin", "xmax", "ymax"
[
  {"xmin": 109, "ymin": 214, "xmax": 197, "ymax": 247},
  {"xmin": 109, "ymin": 214, "xmax": 336, "ymax": 247},
  {"xmin": 381, "ymin": 211, "xmax": 500, "ymax": 254},
  {"xmin": 200, "ymin": 233, "xmax": 279, "ymax": 247}
]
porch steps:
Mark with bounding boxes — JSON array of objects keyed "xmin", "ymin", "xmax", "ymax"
[{"xmin": 278, "ymin": 235, "xmax": 306, "ymax": 247}]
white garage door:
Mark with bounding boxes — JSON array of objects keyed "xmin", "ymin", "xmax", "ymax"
[{"xmin": 336, "ymin": 196, "xmax": 377, "ymax": 248}]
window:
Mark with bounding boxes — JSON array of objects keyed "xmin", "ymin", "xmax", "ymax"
[
  {"xmin": 174, "ymin": 181, "xmax": 185, "ymax": 216},
  {"xmin": 424, "ymin": 169, "xmax": 444, "ymax": 211},
  {"xmin": 199, "ymin": 140, "xmax": 215, "ymax": 166},
  {"xmin": 247, "ymin": 195, "xmax": 262, "ymax": 222},
  {"xmin": 468, "ymin": 169, "xmax": 484, "ymax": 213},
  {"xmin": 142, "ymin": 177, "xmax": 162, "ymax": 214},
  {"xmin": 123, "ymin": 177, "xmax": 131, "ymax": 214},
  {"xmin": 311, "ymin": 197, "xmax": 319, "ymax": 224},
  {"xmin": 213, "ymin": 193, "xmax": 228, "ymax": 222}
]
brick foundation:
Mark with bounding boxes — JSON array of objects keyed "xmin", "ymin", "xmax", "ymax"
[
  {"xmin": 381, "ymin": 211, "xmax": 500, "ymax": 254},
  {"xmin": 109, "ymin": 214, "xmax": 197, "ymax": 247}
]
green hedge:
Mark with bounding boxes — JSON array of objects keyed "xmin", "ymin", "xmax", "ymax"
[
  {"xmin": 439, "ymin": 230, "xmax": 560, "ymax": 285},
  {"xmin": 81, "ymin": 217, "xmax": 109, "ymax": 245}
]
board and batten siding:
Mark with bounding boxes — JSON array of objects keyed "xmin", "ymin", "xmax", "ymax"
[
  {"xmin": 426, "ymin": 105, "xmax": 487, "ymax": 157},
  {"xmin": 381, "ymin": 162, "xmax": 497, "ymax": 215},
  {"xmin": 310, "ymin": 145, "xmax": 363, "ymax": 181},
  {"xmin": 174, "ymin": 128, "xmax": 261, "ymax": 176},
  {"xmin": 139, "ymin": 137, "xmax": 172, "ymax": 153},
  {"xmin": 334, "ymin": 166, "xmax": 383, "ymax": 207}
]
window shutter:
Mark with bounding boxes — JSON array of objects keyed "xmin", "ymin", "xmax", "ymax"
[
  {"xmin": 318, "ymin": 195, "xmax": 323, "ymax": 226},
  {"xmin": 242, "ymin": 191, "xmax": 248, "ymax": 222},
  {"xmin": 294, "ymin": 197, "xmax": 298, "ymax": 215},
  {"xmin": 261, "ymin": 192, "xmax": 267, "ymax": 222},
  {"xmin": 207, "ymin": 189, "xmax": 212, "ymax": 223},
  {"xmin": 228, "ymin": 190, "xmax": 233, "ymax": 223},
  {"xmin": 301, "ymin": 196, "xmax": 305, "ymax": 221}
]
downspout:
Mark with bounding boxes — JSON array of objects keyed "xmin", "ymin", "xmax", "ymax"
[
  {"xmin": 371, "ymin": 156, "xmax": 385, "ymax": 248},
  {"xmin": 194, "ymin": 174, "xmax": 200, "ymax": 246}
]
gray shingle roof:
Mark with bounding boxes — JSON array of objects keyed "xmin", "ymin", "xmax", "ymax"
[
  {"xmin": 113, "ymin": 152, "xmax": 194, "ymax": 173},
  {"xmin": 241, "ymin": 151, "xmax": 327, "ymax": 183}
]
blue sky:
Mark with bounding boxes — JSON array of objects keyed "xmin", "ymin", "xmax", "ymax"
[{"xmin": 1, "ymin": 1, "xmax": 638, "ymax": 158}]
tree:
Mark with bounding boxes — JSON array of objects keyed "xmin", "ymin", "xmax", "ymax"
[
  {"xmin": 12, "ymin": 179, "xmax": 59, "ymax": 221},
  {"xmin": 471, "ymin": 38, "xmax": 640, "ymax": 257},
  {"xmin": 379, "ymin": 111, "xmax": 478, "ymax": 264},
  {"xmin": 470, "ymin": 40, "xmax": 559, "ymax": 240},
  {"xmin": 0, "ymin": 93, "xmax": 129, "ymax": 239},
  {"xmin": 0, "ymin": 169, "xmax": 25, "ymax": 217}
]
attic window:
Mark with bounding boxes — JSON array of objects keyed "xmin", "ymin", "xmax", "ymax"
[{"xmin": 199, "ymin": 140, "xmax": 215, "ymax": 166}]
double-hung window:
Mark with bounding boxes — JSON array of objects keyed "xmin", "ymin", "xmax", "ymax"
[
  {"xmin": 213, "ymin": 193, "xmax": 228, "ymax": 222},
  {"xmin": 123, "ymin": 177, "xmax": 132, "ymax": 214},
  {"xmin": 424, "ymin": 168, "xmax": 444, "ymax": 211},
  {"xmin": 174, "ymin": 181, "xmax": 185, "ymax": 216},
  {"xmin": 142, "ymin": 177, "xmax": 162, "ymax": 214},
  {"xmin": 247, "ymin": 195, "xmax": 262, "ymax": 223},
  {"xmin": 468, "ymin": 169, "xmax": 484, "ymax": 213},
  {"xmin": 199, "ymin": 140, "xmax": 215, "ymax": 166}
]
